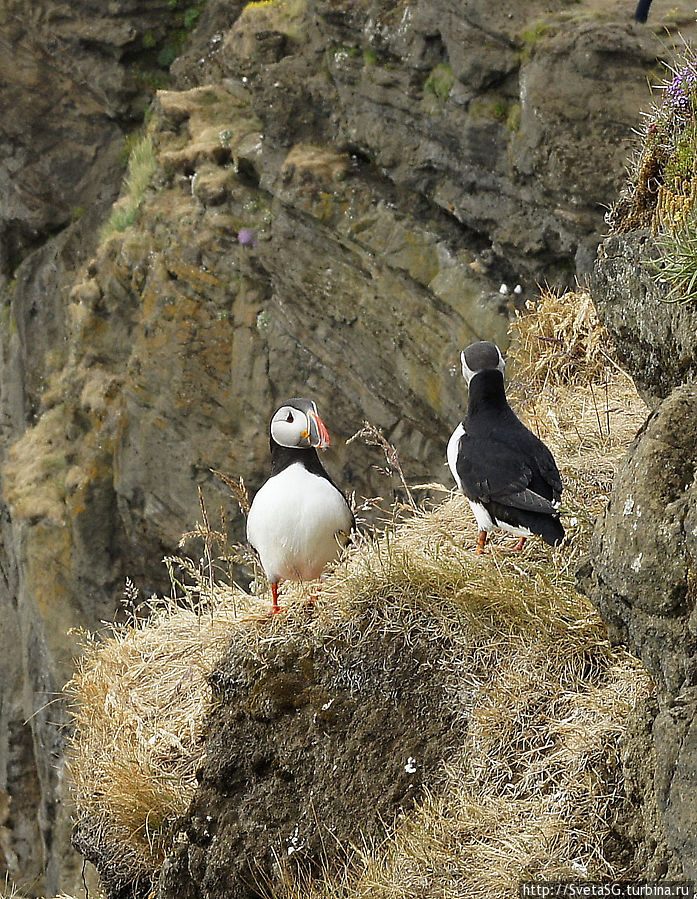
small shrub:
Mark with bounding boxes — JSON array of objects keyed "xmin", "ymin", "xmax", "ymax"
[
  {"xmin": 183, "ymin": 6, "xmax": 201, "ymax": 29},
  {"xmin": 424, "ymin": 63, "xmax": 454, "ymax": 102}
]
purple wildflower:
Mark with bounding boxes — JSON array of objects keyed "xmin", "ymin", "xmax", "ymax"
[
  {"xmin": 237, "ymin": 228, "xmax": 258, "ymax": 247},
  {"xmin": 665, "ymin": 66, "xmax": 697, "ymax": 111}
]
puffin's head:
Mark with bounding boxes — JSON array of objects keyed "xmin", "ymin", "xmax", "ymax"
[
  {"xmin": 460, "ymin": 341, "xmax": 505, "ymax": 386},
  {"xmin": 270, "ymin": 398, "xmax": 331, "ymax": 450}
]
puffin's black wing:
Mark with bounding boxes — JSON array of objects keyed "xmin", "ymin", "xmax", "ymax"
[{"xmin": 455, "ymin": 420, "xmax": 562, "ymax": 509}]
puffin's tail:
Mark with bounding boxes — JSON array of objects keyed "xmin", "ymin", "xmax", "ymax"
[
  {"xmin": 489, "ymin": 501, "xmax": 565, "ymax": 547},
  {"xmin": 536, "ymin": 515, "xmax": 565, "ymax": 547}
]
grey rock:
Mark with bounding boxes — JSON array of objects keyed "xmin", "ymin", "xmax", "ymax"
[
  {"xmin": 592, "ymin": 231, "xmax": 697, "ymax": 408},
  {"xmin": 2, "ymin": 0, "xmax": 697, "ymax": 892},
  {"xmin": 580, "ymin": 384, "xmax": 697, "ymax": 878}
]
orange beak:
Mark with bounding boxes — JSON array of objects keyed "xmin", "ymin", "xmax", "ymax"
[{"xmin": 308, "ymin": 410, "xmax": 331, "ymax": 449}]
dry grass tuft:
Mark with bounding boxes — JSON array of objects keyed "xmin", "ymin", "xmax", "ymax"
[
  {"xmin": 66, "ymin": 287, "xmax": 652, "ymax": 897},
  {"xmin": 66, "ymin": 588, "xmax": 268, "ymax": 876},
  {"xmin": 511, "ymin": 286, "xmax": 616, "ymax": 386},
  {"xmin": 509, "ymin": 286, "xmax": 648, "ymax": 532}
]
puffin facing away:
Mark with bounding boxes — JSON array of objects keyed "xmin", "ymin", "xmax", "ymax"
[
  {"xmin": 247, "ymin": 398, "xmax": 354, "ymax": 613},
  {"xmin": 447, "ymin": 341, "xmax": 564, "ymax": 554}
]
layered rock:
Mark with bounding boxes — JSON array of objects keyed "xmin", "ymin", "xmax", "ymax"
[
  {"xmin": 592, "ymin": 232, "xmax": 697, "ymax": 408},
  {"xmin": 583, "ymin": 232, "xmax": 697, "ymax": 878},
  {"xmin": 2, "ymin": 0, "xmax": 696, "ymax": 893}
]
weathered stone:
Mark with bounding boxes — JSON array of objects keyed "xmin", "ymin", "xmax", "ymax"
[
  {"xmin": 579, "ymin": 384, "xmax": 697, "ymax": 877},
  {"xmin": 592, "ymin": 231, "xmax": 697, "ymax": 408},
  {"xmin": 155, "ymin": 608, "xmax": 464, "ymax": 899}
]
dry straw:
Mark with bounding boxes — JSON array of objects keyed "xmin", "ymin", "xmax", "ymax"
[{"xmin": 64, "ymin": 287, "xmax": 652, "ymax": 899}]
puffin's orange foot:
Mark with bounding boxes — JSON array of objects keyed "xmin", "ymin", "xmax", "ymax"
[
  {"xmin": 513, "ymin": 536, "xmax": 527, "ymax": 552},
  {"xmin": 270, "ymin": 582, "xmax": 283, "ymax": 615},
  {"xmin": 474, "ymin": 530, "xmax": 490, "ymax": 555}
]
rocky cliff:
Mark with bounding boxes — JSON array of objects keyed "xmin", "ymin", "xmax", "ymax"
[
  {"xmin": 581, "ymin": 228, "xmax": 697, "ymax": 880},
  {"xmin": 1, "ymin": 0, "xmax": 696, "ymax": 894}
]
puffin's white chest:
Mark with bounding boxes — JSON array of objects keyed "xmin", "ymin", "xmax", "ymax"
[
  {"xmin": 247, "ymin": 462, "xmax": 352, "ymax": 584},
  {"xmin": 447, "ymin": 423, "xmax": 465, "ymax": 490}
]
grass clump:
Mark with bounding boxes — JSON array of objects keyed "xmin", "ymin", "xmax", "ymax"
[
  {"xmin": 424, "ymin": 63, "xmax": 455, "ymax": 102},
  {"xmin": 66, "ymin": 587, "xmax": 262, "ymax": 876},
  {"xmin": 65, "ymin": 289, "xmax": 651, "ymax": 896},
  {"xmin": 101, "ymin": 134, "xmax": 156, "ymax": 241},
  {"xmin": 509, "ymin": 286, "xmax": 647, "ymax": 536}
]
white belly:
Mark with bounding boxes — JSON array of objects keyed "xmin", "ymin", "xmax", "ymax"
[
  {"xmin": 247, "ymin": 463, "xmax": 353, "ymax": 584},
  {"xmin": 468, "ymin": 499, "xmax": 533, "ymax": 538},
  {"xmin": 447, "ymin": 423, "xmax": 465, "ymax": 490}
]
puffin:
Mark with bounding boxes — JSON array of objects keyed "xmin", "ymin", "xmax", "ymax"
[
  {"xmin": 246, "ymin": 398, "xmax": 354, "ymax": 613},
  {"xmin": 447, "ymin": 341, "xmax": 565, "ymax": 554}
]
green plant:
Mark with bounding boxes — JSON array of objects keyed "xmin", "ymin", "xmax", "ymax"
[
  {"xmin": 157, "ymin": 42, "xmax": 179, "ymax": 68},
  {"xmin": 492, "ymin": 98, "xmax": 508, "ymax": 120},
  {"xmin": 100, "ymin": 134, "xmax": 157, "ymax": 240},
  {"xmin": 519, "ymin": 20, "xmax": 552, "ymax": 62},
  {"xmin": 424, "ymin": 63, "xmax": 454, "ymax": 102},
  {"xmin": 653, "ymin": 216, "xmax": 697, "ymax": 303},
  {"xmin": 184, "ymin": 6, "xmax": 201, "ymax": 29}
]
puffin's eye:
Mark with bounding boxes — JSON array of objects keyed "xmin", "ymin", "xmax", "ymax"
[{"xmin": 285, "ymin": 411, "xmax": 294, "ymax": 423}]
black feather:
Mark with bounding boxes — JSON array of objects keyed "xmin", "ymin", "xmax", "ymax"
[
  {"xmin": 454, "ymin": 369, "xmax": 564, "ymax": 545},
  {"xmin": 634, "ymin": 0, "xmax": 652, "ymax": 23}
]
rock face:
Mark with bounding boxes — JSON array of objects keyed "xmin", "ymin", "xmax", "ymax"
[
  {"xmin": 154, "ymin": 609, "xmax": 462, "ymax": 899},
  {"xmin": 592, "ymin": 232, "xmax": 697, "ymax": 408},
  {"xmin": 582, "ymin": 232, "xmax": 697, "ymax": 878},
  {"xmin": 1, "ymin": 0, "xmax": 696, "ymax": 893}
]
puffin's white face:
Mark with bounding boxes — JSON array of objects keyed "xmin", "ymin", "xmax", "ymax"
[
  {"xmin": 460, "ymin": 341, "xmax": 505, "ymax": 386},
  {"xmin": 270, "ymin": 400, "xmax": 331, "ymax": 449}
]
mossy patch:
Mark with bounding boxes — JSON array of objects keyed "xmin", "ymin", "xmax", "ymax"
[
  {"xmin": 424, "ymin": 63, "xmax": 455, "ymax": 101},
  {"xmin": 236, "ymin": 0, "xmax": 308, "ymax": 42}
]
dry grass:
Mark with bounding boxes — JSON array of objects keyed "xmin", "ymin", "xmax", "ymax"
[
  {"xmin": 509, "ymin": 286, "xmax": 648, "ymax": 533},
  {"xmin": 66, "ymin": 588, "xmax": 269, "ymax": 873},
  {"xmin": 65, "ymin": 287, "xmax": 652, "ymax": 897}
]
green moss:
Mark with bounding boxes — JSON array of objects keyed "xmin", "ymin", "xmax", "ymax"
[
  {"xmin": 142, "ymin": 30, "xmax": 157, "ymax": 50},
  {"xmin": 664, "ymin": 122, "xmax": 697, "ymax": 185},
  {"xmin": 157, "ymin": 42, "xmax": 179, "ymax": 68},
  {"xmin": 492, "ymin": 99, "xmax": 508, "ymax": 120},
  {"xmin": 363, "ymin": 47, "xmax": 377, "ymax": 66},
  {"xmin": 519, "ymin": 20, "xmax": 552, "ymax": 62},
  {"xmin": 184, "ymin": 6, "xmax": 201, "ymax": 28},
  {"xmin": 507, "ymin": 102, "xmax": 521, "ymax": 132},
  {"xmin": 424, "ymin": 63, "xmax": 455, "ymax": 102}
]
